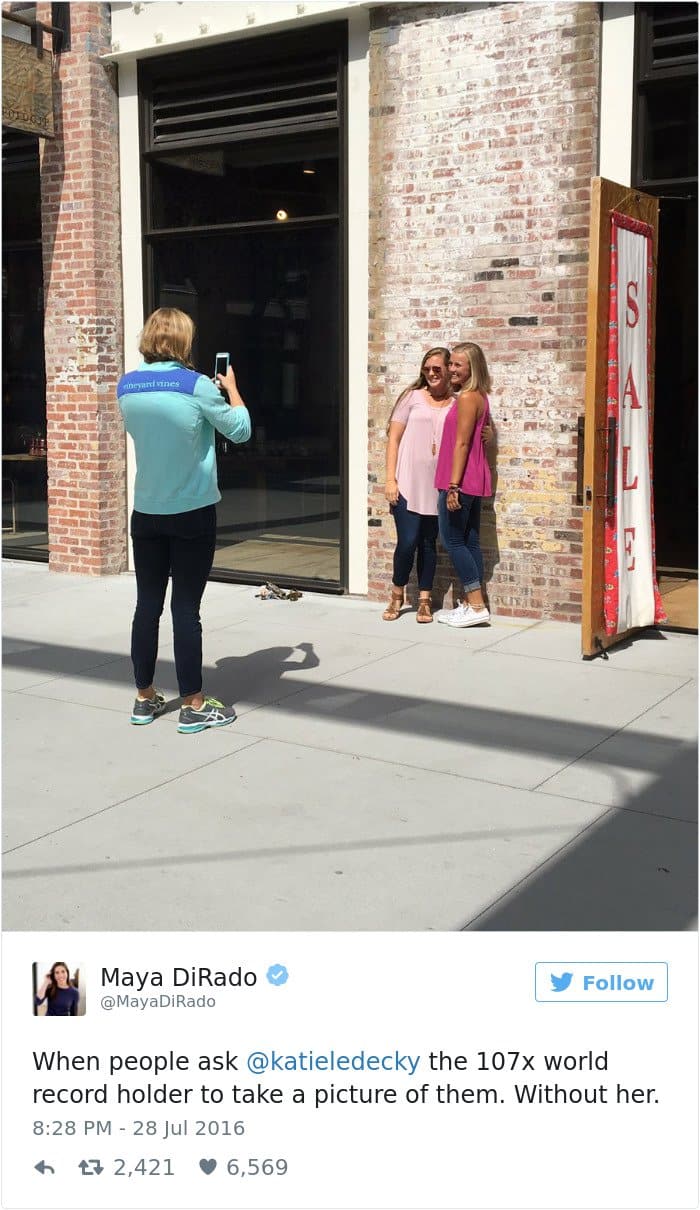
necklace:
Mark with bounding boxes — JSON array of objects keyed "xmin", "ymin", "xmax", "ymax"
[
  {"xmin": 425, "ymin": 390, "xmax": 452, "ymax": 455},
  {"xmin": 430, "ymin": 412, "xmax": 442, "ymax": 457}
]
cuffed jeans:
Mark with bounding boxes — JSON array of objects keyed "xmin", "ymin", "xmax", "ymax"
[
  {"xmin": 390, "ymin": 493, "xmax": 439, "ymax": 590},
  {"xmin": 437, "ymin": 490, "xmax": 483, "ymax": 591},
  {"xmin": 130, "ymin": 505, "xmax": 217, "ymax": 698}
]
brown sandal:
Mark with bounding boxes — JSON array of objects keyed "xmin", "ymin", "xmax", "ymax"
[
  {"xmin": 416, "ymin": 595, "xmax": 433, "ymax": 623},
  {"xmin": 382, "ymin": 590, "xmax": 405, "ymax": 621}
]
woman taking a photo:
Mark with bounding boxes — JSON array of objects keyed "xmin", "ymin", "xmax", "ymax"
[
  {"xmin": 117, "ymin": 308, "xmax": 251, "ymax": 733},
  {"xmin": 35, "ymin": 962, "xmax": 79, "ymax": 1016},
  {"xmin": 434, "ymin": 341, "xmax": 493, "ymax": 628},
  {"xmin": 382, "ymin": 347, "xmax": 454, "ymax": 623}
]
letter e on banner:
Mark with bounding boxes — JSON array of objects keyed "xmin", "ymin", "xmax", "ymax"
[{"xmin": 624, "ymin": 527, "xmax": 636, "ymax": 572}]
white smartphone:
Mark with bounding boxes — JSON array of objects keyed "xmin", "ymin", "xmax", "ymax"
[{"xmin": 214, "ymin": 351, "xmax": 230, "ymax": 380}]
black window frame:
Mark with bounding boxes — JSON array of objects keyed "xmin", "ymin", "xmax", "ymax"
[
  {"xmin": 137, "ymin": 22, "xmax": 348, "ymax": 594},
  {"xmin": 631, "ymin": 4, "xmax": 698, "ymax": 580},
  {"xmin": 50, "ymin": 3, "xmax": 70, "ymax": 54},
  {"xmin": 1, "ymin": 4, "xmax": 69, "ymax": 54},
  {"xmin": 2, "ymin": 129, "xmax": 49, "ymax": 563},
  {"xmin": 633, "ymin": 2, "xmax": 698, "ymax": 193}
]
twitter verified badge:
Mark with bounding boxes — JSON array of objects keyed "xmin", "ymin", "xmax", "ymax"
[{"xmin": 535, "ymin": 963, "xmax": 668, "ymax": 1002}]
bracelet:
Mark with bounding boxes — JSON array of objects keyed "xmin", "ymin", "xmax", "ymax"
[{"xmin": 448, "ymin": 485, "xmax": 460, "ymax": 491}]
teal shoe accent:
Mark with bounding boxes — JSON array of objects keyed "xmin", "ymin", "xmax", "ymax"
[
  {"xmin": 177, "ymin": 696, "xmax": 236, "ymax": 734},
  {"xmin": 130, "ymin": 690, "xmax": 166, "ymax": 725}
]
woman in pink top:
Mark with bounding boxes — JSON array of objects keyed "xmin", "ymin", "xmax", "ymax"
[
  {"xmin": 383, "ymin": 347, "xmax": 454, "ymax": 622},
  {"xmin": 434, "ymin": 342, "xmax": 493, "ymax": 628}
]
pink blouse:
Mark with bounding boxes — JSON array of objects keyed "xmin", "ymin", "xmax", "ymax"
[{"xmin": 391, "ymin": 389, "xmax": 454, "ymax": 515}]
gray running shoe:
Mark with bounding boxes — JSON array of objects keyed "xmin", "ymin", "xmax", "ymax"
[
  {"xmin": 178, "ymin": 696, "xmax": 237, "ymax": 734},
  {"xmin": 130, "ymin": 690, "xmax": 166, "ymax": 725}
]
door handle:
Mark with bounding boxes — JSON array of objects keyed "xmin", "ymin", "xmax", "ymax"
[
  {"xmin": 606, "ymin": 416, "xmax": 617, "ymax": 510},
  {"xmin": 575, "ymin": 415, "xmax": 585, "ymax": 506}
]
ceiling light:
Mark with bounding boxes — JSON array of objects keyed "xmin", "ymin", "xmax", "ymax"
[{"xmin": 276, "ymin": 209, "xmax": 289, "ymax": 222}]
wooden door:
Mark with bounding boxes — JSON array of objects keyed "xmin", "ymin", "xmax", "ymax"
[{"xmin": 581, "ymin": 177, "xmax": 660, "ymax": 657}]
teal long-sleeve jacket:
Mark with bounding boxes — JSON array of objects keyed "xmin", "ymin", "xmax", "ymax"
[{"xmin": 117, "ymin": 360, "xmax": 251, "ymax": 514}]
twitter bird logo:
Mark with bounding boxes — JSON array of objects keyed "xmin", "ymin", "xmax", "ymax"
[{"xmin": 551, "ymin": 971, "xmax": 574, "ymax": 992}]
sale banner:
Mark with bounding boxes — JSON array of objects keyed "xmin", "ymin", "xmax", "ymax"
[{"xmin": 603, "ymin": 212, "xmax": 666, "ymax": 635}]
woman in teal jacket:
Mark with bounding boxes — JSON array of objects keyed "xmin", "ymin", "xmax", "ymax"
[{"xmin": 118, "ymin": 308, "xmax": 251, "ymax": 734}]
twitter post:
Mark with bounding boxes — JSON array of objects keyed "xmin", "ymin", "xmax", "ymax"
[
  {"xmin": 1, "ymin": 932, "xmax": 698, "ymax": 1209},
  {"xmin": 2, "ymin": 1, "xmax": 699, "ymax": 1208}
]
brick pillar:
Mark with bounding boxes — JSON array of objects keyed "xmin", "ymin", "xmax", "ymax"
[{"xmin": 37, "ymin": 2, "xmax": 126, "ymax": 574}]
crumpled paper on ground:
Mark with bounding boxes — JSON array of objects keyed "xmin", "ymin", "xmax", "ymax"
[{"xmin": 255, "ymin": 581, "xmax": 303, "ymax": 602}]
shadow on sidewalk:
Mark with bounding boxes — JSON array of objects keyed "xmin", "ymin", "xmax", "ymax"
[
  {"xmin": 3, "ymin": 635, "xmax": 697, "ymax": 931},
  {"xmin": 1, "ymin": 635, "xmax": 695, "ymax": 770},
  {"xmin": 464, "ymin": 744, "xmax": 698, "ymax": 930}
]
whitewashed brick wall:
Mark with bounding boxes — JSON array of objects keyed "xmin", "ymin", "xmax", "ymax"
[{"xmin": 367, "ymin": 2, "xmax": 599, "ymax": 619}]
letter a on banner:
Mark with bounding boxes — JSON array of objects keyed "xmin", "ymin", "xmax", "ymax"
[{"xmin": 602, "ymin": 212, "xmax": 666, "ymax": 635}]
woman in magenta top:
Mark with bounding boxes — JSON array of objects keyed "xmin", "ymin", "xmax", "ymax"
[
  {"xmin": 383, "ymin": 348, "xmax": 454, "ymax": 622},
  {"xmin": 434, "ymin": 341, "xmax": 493, "ymax": 628}
]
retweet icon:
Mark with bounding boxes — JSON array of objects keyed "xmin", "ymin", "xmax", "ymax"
[{"xmin": 550, "ymin": 972, "xmax": 574, "ymax": 992}]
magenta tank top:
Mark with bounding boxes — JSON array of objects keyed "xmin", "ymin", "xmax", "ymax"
[{"xmin": 435, "ymin": 396, "xmax": 492, "ymax": 497}]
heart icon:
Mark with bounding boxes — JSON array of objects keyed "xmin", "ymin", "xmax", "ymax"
[{"xmin": 199, "ymin": 1158, "xmax": 217, "ymax": 1175}]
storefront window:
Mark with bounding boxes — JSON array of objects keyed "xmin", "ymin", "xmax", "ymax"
[
  {"xmin": 2, "ymin": 130, "xmax": 48, "ymax": 557},
  {"xmin": 152, "ymin": 227, "xmax": 340, "ymax": 581},
  {"xmin": 151, "ymin": 133, "xmax": 339, "ymax": 229},
  {"xmin": 633, "ymin": 3, "xmax": 697, "ymax": 574},
  {"xmin": 140, "ymin": 25, "xmax": 345, "ymax": 587}
]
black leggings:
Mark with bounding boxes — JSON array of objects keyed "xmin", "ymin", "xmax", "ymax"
[{"xmin": 130, "ymin": 506, "xmax": 216, "ymax": 698}]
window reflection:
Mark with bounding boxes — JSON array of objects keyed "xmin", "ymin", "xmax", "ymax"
[
  {"xmin": 152, "ymin": 227, "xmax": 341, "ymax": 583},
  {"xmin": 2, "ymin": 136, "xmax": 48, "ymax": 555},
  {"xmin": 644, "ymin": 81, "xmax": 698, "ymax": 182},
  {"xmin": 150, "ymin": 134, "xmax": 339, "ymax": 229}
]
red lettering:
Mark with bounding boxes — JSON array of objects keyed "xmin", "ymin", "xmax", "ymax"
[
  {"xmin": 626, "ymin": 281, "xmax": 639, "ymax": 328},
  {"xmin": 624, "ymin": 527, "xmax": 636, "ymax": 572},
  {"xmin": 622, "ymin": 446, "xmax": 638, "ymax": 491},
  {"xmin": 622, "ymin": 365, "xmax": 642, "ymax": 409}
]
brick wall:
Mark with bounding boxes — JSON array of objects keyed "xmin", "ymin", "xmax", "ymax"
[
  {"xmin": 367, "ymin": 2, "xmax": 600, "ymax": 620},
  {"xmin": 36, "ymin": 2, "xmax": 126, "ymax": 574}
]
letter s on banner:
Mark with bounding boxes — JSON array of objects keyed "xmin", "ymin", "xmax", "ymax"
[{"xmin": 626, "ymin": 281, "xmax": 639, "ymax": 328}]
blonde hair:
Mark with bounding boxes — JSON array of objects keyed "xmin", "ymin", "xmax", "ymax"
[
  {"xmin": 139, "ymin": 308, "xmax": 195, "ymax": 367},
  {"xmin": 452, "ymin": 341, "xmax": 492, "ymax": 395},
  {"xmin": 386, "ymin": 346, "xmax": 450, "ymax": 434}
]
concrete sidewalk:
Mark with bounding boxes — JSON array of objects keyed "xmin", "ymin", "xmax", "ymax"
[{"xmin": 2, "ymin": 560, "xmax": 697, "ymax": 931}]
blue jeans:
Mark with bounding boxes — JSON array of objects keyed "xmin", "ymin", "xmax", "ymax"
[
  {"xmin": 130, "ymin": 505, "xmax": 217, "ymax": 697},
  {"xmin": 437, "ymin": 491, "xmax": 483, "ymax": 592},
  {"xmin": 390, "ymin": 493, "xmax": 438, "ymax": 590}
]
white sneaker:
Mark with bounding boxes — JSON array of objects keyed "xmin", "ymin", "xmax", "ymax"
[
  {"xmin": 435, "ymin": 604, "xmax": 463, "ymax": 624},
  {"xmin": 443, "ymin": 604, "xmax": 490, "ymax": 628}
]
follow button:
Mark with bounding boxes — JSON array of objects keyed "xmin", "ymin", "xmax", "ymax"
[{"xmin": 535, "ymin": 962, "xmax": 668, "ymax": 1002}]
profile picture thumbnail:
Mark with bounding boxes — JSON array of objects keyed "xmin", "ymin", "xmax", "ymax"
[{"xmin": 32, "ymin": 961, "xmax": 85, "ymax": 1017}]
